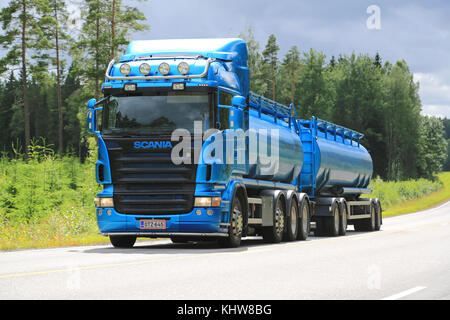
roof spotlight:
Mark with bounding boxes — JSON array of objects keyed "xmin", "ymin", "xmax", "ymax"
[
  {"xmin": 119, "ymin": 63, "xmax": 131, "ymax": 76},
  {"xmin": 139, "ymin": 63, "xmax": 151, "ymax": 75},
  {"xmin": 158, "ymin": 62, "xmax": 170, "ymax": 75},
  {"xmin": 177, "ymin": 62, "xmax": 189, "ymax": 75}
]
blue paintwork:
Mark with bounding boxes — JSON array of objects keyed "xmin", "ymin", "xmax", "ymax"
[
  {"xmin": 91, "ymin": 38, "xmax": 374, "ymax": 237},
  {"xmin": 247, "ymin": 109, "xmax": 303, "ymax": 182},
  {"xmin": 299, "ymin": 118, "xmax": 372, "ymax": 195}
]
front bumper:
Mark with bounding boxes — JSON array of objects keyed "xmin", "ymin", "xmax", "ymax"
[
  {"xmin": 96, "ymin": 206, "xmax": 229, "ymax": 237},
  {"xmin": 100, "ymin": 232, "xmax": 228, "ymax": 238}
]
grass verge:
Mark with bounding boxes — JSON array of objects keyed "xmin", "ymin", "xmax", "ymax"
[{"xmin": 381, "ymin": 172, "xmax": 450, "ymax": 217}]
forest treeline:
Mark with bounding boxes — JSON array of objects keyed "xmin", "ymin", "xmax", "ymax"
[{"xmin": 0, "ymin": 0, "xmax": 448, "ymax": 181}]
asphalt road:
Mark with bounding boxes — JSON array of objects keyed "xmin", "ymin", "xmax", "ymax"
[{"xmin": 1, "ymin": 201, "xmax": 450, "ymax": 300}]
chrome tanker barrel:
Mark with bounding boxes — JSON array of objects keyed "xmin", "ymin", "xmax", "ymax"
[{"xmin": 299, "ymin": 118, "xmax": 373, "ymax": 197}]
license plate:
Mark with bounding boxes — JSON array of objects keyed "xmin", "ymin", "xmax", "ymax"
[{"xmin": 139, "ymin": 219, "xmax": 166, "ymax": 230}]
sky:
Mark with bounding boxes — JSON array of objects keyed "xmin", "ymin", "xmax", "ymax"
[{"xmin": 3, "ymin": 0, "xmax": 450, "ymax": 118}]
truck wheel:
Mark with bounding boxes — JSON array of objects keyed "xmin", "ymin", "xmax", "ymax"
[
  {"xmin": 374, "ymin": 200, "xmax": 382, "ymax": 231},
  {"xmin": 297, "ymin": 198, "xmax": 310, "ymax": 240},
  {"xmin": 109, "ymin": 235, "xmax": 136, "ymax": 248},
  {"xmin": 218, "ymin": 194, "xmax": 244, "ymax": 248},
  {"xmin": 324, "ymin": 203, "xmax": 340, "ymax": 237},
  {"xmin": 339, "ymin": 202, "xmax": 348, "ymax": 236},
  {"xmin": 284, "ymin": 197, "xmax": 298, "ymax": 241},
  {"xmin": 262, "ymin": 195, "xmax": 285, "ymax": 243}
]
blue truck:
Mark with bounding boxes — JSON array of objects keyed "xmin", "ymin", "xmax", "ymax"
[{"xmin": 86, "ymin": 38, "xmax": 382, "ymax": 248}]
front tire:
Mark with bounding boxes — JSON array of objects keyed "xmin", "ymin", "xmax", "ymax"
[
  {"xmin": 218, "ymin": 194, "xmax": 244, "ymax": 248},
  {"xmin": 109, "ymin": 235, "xmax": 136, "ymax": 248}
]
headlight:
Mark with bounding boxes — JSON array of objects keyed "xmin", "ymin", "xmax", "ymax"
[
  {"xmin": 194, "ymin": 197, "xmax": 221, "ymax": 207},
  {"xmin": 95, "ymin": 197, "xmax": 114, "ymax": 208},
  {"xmin": 158, "ymin": 62, "xmax": 170, "ymax": 75},
  {"xmin": 120, "ymin": 63, "xmax": 131, "ymax": 76},
  {"xmin": 177, "ymin": 62, "xmax": 189, "ymax": 75},
  {"xmin": 139, "ymin": 63, "xmax": 151, "ymax": 75}
]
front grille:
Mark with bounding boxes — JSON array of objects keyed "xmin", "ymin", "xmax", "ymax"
[{"xmin": 105, "ymin": 137, "xmax": 197, "ymax": 215}]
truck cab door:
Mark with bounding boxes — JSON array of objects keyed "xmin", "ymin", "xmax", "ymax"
[{"xmin": 216, "ymin": 89, "xmax": 248, "ymax": 174}]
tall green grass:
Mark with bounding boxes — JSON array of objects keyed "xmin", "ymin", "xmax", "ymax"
[
  {"xmin": 366, "ymin": 176, "xmax": 443, "ymax": 210},
  {"xmin": 0, "ymin": 138, "xmax": 103, "ymax": 250},
  {"xmin": 374, "ymin": 172, "xmax": 450, "ymax": 216}
]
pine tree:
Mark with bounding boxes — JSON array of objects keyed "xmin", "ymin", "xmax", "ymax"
[
  {"xmin": 73, "ymin": 0, "xmax": 148, "ymax": 99},
  {"xmin": 374, "ymin": 52, "xmax": 382, "ymax": 68},
  {"xmin": 36, "ymin": 0, "xmax": 71, "ymax": 156},
  {"xmin": 282, "ymin": 45, "xmax": 301, "ymax": 105},
  {"xmin": 262, "ymin": 34, "xmax": 280, "ymax": 100},
  {"xmin": 329, "ymin": 55, "xmax": 336, "ymax": 69},
  {"xmin": 0, "ymin": 0, "xmax": 43, "ymax": 157},
  {"xmin": 0, "ymin": 72, "xmax": 18, "ymax": 152}
]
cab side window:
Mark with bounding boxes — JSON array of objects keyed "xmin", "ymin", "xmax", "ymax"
[
  {"xmin": 219, "ymin": 90, "xmax": 233, "ymax": 106},
  {"xmin": 217, "ymin": 90, "xmax": 234, "ymax": 130}
]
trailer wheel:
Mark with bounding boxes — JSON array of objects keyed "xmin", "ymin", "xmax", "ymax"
[
  {"xmin": 284, "ymin": 197, "xmax": 299, "ymax": 241},
  {"xmin": 339, "ymin": 202, "xmax": 348, "ymax": 236},
  {"xmin": 109, "ymin": 235, "xmax": 136, "ymax": 248},
  {"xmin": 218, "ymin": 193, "xmax": 244, "ymax": 248},
  {"xmin": 374, "ymin": 200, "xmax": 382, "ymax": 231},
  {"xmin": 262, "ymin": 195, "xmax": 285, "ymax": 243},
  {"xmin": 297, "ymin": 198, "xmax": 310, "ymax": 240},
  {"xmin": 324, "ymin": 202, "xmax": 340, "ymax": 237}
]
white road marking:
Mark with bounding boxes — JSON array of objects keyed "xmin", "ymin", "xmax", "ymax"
[{"xmin": 381, "ymin": 286, "xmax": 426, "ymax": 300}]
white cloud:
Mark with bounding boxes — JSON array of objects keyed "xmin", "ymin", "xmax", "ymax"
[
  {"xmin": 414, "ymin": 71, "xmax": 450, "ymax": 118},
  {"xmin": 421, "ymin": 104, "xmax": 450, "ymax": 118}
]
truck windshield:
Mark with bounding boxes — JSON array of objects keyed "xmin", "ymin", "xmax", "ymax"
[{"xmin": 101, "ymin": 91, "xmax": 213, "ymax": 136}]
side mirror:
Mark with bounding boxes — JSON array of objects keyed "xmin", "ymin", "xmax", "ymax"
[
  {"xmin": 231, "ymin": 95, "xmax": 246, "ymax": 109},
  {"xmin": 87, "ymin": 98, "xmax": 97, "ymax": 109}
]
